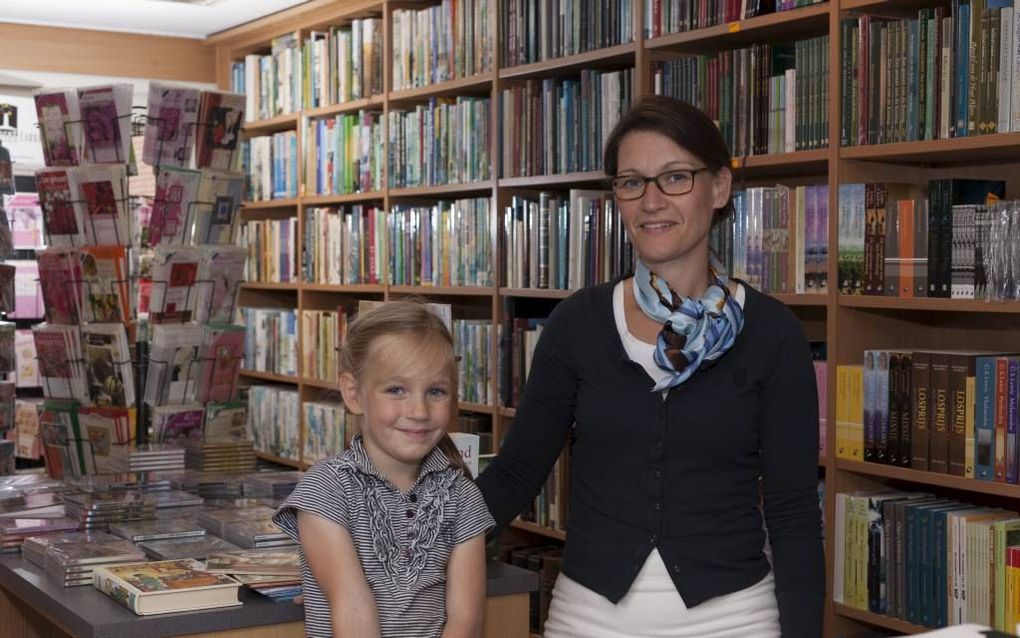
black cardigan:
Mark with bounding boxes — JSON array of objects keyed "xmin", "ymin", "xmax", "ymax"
[{"xmin": 477, "ymin": 279, "xmax": 824, "ymax": 638}]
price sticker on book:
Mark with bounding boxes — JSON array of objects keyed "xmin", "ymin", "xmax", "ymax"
[{"xmin": 728, "ymin": 22, "xmax": 741, "ymax": 33}]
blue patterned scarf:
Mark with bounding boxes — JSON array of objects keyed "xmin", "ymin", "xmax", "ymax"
[{"xmin": 633, "ymin": 258, "xmax": 745, "ymax": 391}]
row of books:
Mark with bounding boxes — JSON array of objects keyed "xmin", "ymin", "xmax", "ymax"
[
  {"xmin": 237, "ymin": 218, "xmax": 298, "ymax": 283},
  {"xmin": 248, "ymin": 385, "xmax": 300, "ymax": 461},
  {"xmin": 303, "ymin": 206, "xmax": 386, "ymax": 285},
  {"xmin": 836, "ymin": 179, "xmax": 1004, "ymax": 299},
  {"xmin": 840, "ymin": 5, "xmax": 1020, "ymax": 147},
  {"xmin": 501, "ymin": 68, "xmax": 633, "ymax": 178},
  {"xmin": 389, "ymin": 199, "xmax": 493, "ymax": 287},
  {"xmin": 301, "ymin": 310, "xmax": 345, "ymax": 383},
  {"xmin": 303, "ymin": 400, "xmax": 346, "ymax": 465},
  {"xmin": 239, "ymin": 308, "xmax": 298, "ymax": 377},
  {"xmin": 391, "ymin": 0, "xmax": 494, "ymax": 91},
  {"xmin": 715, "ymin": 184, "xmax": 829, "ymax": 295},
  {"xmin": 243, "ymin": 131, "xmax": 298, "ymax": 202},
  {"xmin": 231, "ymin": 21, "xmax": 383, "ymax": 115},
  {"xmin": 501, "ymin": 190, "xmax": 633, "ymax": 291},
  {"xmin": 454, "ymin": 319, "xmax": 494, "ymax": 406},
  {"xmin": 518, "ymin": 450, "xmax": 569, "ymax": 532},
  {"xmin": 643, "ymin": 0, "xmax": 824, "ymax": 39},
  {"xmin": 835, "ymin": 351, "xmax": 1020, "ymax": 482},
  {"xmin": 833, "ymin": 490, "xmax": 1020, "ymax": 631},
  {"xmin": 387, "ymin": 98, "xmax": 492, "ymax": 188},
  {"xmin": 502, "ymin": 0, "xmax": 633, "ymax": 67},
  {"xmin": 304, "ymin": 111, "xmax": 383, "ymax": 197},
  {"xmin": 654, "ymin": 35, "xmax": 830, "ymax": 156}
]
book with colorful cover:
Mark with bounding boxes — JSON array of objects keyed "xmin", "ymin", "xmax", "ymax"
[
  {"xmin": 153, "ymin": 405, "xmax": 205, "ymax": 443},
  {"xmin": 35, "ymin": 168, "xmax": 83, "ymax": 246},
  {"xmin": 194, "ymin": 245, "xmax": 245, "ymax": 324},
  {"xmin": 34, "ymin": 89, "xmax": 82, "ymax": 166},
  {"xmin": 143, "ymin": 83, "xmax": 201, "ymax": 168},
  {"xmin": 94, "ymin": 558, "xmax": 242, "ymax": 615},
  {"xmin": 195, "ymin": 325, "xmax": 244, "ymax": 404},
  {"xmin": 77, "ymin": 84, "xmax": 132, "ymax": 165},
  {"xmin": 38, "ymin": 248, "xmax": 83, "ymax": 325},
  {"xmin": 80, "ymin": 246, "xmax": 130, "ymax": 323},
  {"xmin": 203, "ymin": 401, "xmax": 249, "ymax": 440},
  {"xmin": 196, "ymin": 91, "xmax": 245, "ymax": 171},
  {"xmin": 194, "ymin": 172, "xmax": 243, "ymax": 244},
  {"xmin": 149, "ymin": 167, "xmax": 201, "ymax": 246},
  {"xmin": 149, "ymin": 246, "xmax": 201, "ymax": 323},
  {"xmin": 77, "ymin": 164, "xmax": 129, "ymax": 245}
]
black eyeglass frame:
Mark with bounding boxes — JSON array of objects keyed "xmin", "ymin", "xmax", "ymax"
[{"xmin": 609, "ymin": 166, "xmax": 713, "ymax": 201}]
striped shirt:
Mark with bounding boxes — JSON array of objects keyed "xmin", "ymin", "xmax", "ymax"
[{"xmin": 274, "ymin": 435, "xmax": 494, "ymax": 638}]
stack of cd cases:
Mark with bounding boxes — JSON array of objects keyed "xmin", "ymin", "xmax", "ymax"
[
  {"xmin": 242, "ymin": 471, "xmax": 303, "ymax": 500},
  {"xmin": 44, "ymin": 538, "xmax": 145, "ymax": 586},
  {"xmin": 183, "ymin": 439, "xmax": 256, "ymax": 472},
  {"xmin": 109, "ymin": 517, "xmax": 206, "ymax": 543},
  {"xmin": 196, "ymin": 506, "xmax": 276, "ymax": 536},
  {"xmin": 171, "ymin": 471, "xmax": 245, "ymax": 499},
  {"xmin": 23, "ymin": 531, "xmax": 119, "ymax": 568},
  {"xmin": 221, "ymin": 519, "xmax": 296, "ymax": 549},
  {"xmin": 104, "ymin": 444, "xmax": 186, "ymax": 473},
  {"xmin": 62, "ymin": 491, "xmax": 157, "ymax": 530}
]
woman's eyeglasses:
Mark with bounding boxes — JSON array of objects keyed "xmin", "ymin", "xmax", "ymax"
[{"xmin": 610, "ymin": 167, "xmax": 711, "ymax": 201}]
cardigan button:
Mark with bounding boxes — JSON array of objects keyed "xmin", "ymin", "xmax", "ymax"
[
  {"xmin": 673, "ymin": 565, "xmax": 681, "ymax": 574},
  {"xmin": 653, "ymin": 502, "xmax": 661, "ymax": 511}
]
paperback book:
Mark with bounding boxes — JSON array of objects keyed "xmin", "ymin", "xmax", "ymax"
[{"xmin": 93, "ymin": 558, "xmax": 241, "ymax": 615}]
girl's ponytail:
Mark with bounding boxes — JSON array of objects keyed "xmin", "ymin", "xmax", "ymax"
[{"xmin": 437, "ymin": 434, "xmax": 469, "ymax": 476}]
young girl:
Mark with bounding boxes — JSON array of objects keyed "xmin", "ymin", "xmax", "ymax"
[{"xmin": 274, "ymin": 300, "xmax": 494, "ymax": 638}]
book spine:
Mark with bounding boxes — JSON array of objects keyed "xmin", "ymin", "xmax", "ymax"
[
  {"xmin": 911, "ymin": 351, "xmax": 932, "ymax": 470},
  {"xmin": 995, "ymin": 356, "xmax": 1009, "ymax": 482},
  {"xmin": 930, "ymin": 352, "xmax": 952, "ymax": 474},
  {"xmin": 949, "ymin": 354, "xmax": 970, "ymax": 476}
]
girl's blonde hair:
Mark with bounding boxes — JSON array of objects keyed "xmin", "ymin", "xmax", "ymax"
[{"xmin": 340, "ymin": 298, "xmax": 466, "ymax": 472}]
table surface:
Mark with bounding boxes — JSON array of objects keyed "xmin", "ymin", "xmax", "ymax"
[{"xmin": 0, "ymin": 555, "xmax": 537, "ymax": 638}]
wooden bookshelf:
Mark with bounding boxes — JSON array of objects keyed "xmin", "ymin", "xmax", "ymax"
[
  {"xmin": 209, "ymin": 2, "xmax": 1020, "ymax": 636},
  {"xmin": 240, "ymin": 282, "xmax": 300, "ymax": 292},
  {"xmin": 831, "ymin": 603, "xmax": 925, "ymax": 634},
  {"xmin": 643, "ymin": 3, "xmax": 831, "ymax": 53}
]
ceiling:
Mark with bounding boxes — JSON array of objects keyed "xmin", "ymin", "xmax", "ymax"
[{"xmin": 1, "ymin": 0, "xmax": 309, "ymax": 39}]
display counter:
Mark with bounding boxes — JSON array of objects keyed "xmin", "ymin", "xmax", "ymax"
[{"xmin": 0, "ymin": 555, "xmax": 537, "ymax": 638}]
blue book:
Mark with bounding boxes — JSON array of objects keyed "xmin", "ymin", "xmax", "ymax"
[{"xmin": 975, "ymin": 356, "xmax": 997, "ymax": 481}]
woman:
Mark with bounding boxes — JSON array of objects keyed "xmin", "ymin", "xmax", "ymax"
[{"xmin": 477, "ymin": 96, "xmax": 824, "ymax": 637}]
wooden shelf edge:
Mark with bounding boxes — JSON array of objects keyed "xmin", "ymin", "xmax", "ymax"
[
  {"xmin": 839, "ymin": 132, "xmax": 1020, "ymax": 163},
  {"xmin": 499, "ymin": 407, "xmax": 516, "ymax": 418},
  {"xmin": 241, "ymin": 282, "xmax": 299, "ymax": 291},
  {"xmin": 498, "ymin": 42, "xmax": 637, "ymax": 79},
  {"xmin": 510, "ymin": 519, "xmax": 567, "ymax": 541},
  {"xmin": 499, "ymin": 287, "xmax": 573, "ymax": 299},
  {"xmin": 837, "ymin": 295, "xmax": 1020, "ymax": 313},
  {"xmin": 242, "ymin": 198, "xmax": 300, "ymax": 209},
  {"xmin": 498, "ymin": 171, "xmax": 606, "ymax": 189},
  {"xmin": 242, "ymin": 113, "xmax": 298, "ymax": 134},
  {"xmin": 255, "ymin": 450, "xmax": 303, "ymax": 469},
  {"xmin": 301, "ymin": 377, "xmax": 337, "ymax": 391},
  {"xmin": 389, "ymin": 285, "xmax": 494, "ymax": 296},
  {"xmin": 644, "ymin": 3, "xmax": 831, "ymax": 51},
  {"xmin": 770, "ymin": 292, "xmax": 828, "ymax": 306},
  {"xmin": 303, "ymin": 191, "xmax": 385, "ymax": 205},
  {"xmin": 240, "ymin": 369, "xmax": 300, "ymax": 385},
  {"xmin": 835, "ymin": 459, "xmax": 1020, "ymax": 498},
  {"xmin": 388, "ymin": 181, "xmax": 495, "ymax": 197},
  {"xmin": 460, "ymin": 402, "xmax": 495, "ymax": 415},
  {"xmin": 388, "ymin": 73, "xmax": 493, "ymax": 102},
  {"xmin": 831, "ymin": 602, "xmax": 925, "ymax": 634},
  {"xmin": 301, "ymin": 283, "xmax": 386, "ymax": 294},
  {"xmin": 303, "ymin": 94, "xmax": 384, "ymax": 119},
  {"xmin": 733, "ymin": 148, "xmax": 829, "ymax": 170}
]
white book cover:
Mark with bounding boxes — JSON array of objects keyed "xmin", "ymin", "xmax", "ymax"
[{"xmin": 448, "ymin": 432, "xmax": 479, "ymax": 478}]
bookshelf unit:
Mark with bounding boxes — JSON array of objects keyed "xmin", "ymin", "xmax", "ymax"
[{"xmin": 208, "ymin": 0, "xmax": 1020, "ymax": 634}]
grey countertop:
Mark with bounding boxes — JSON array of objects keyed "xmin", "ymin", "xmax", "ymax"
[{"xmin": 0, "ymin": 556, "xmax": 537, "ymax": 638}]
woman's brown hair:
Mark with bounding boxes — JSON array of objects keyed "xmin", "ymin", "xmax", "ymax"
[
  {"xmin": 340, "ymin": 298, "xmax": 466, "ymax": 473},
  {"xmin": 603, "ymin": 95, "xmax": 734, "ymax": 224}
]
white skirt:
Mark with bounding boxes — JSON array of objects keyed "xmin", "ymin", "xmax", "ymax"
[{"xmin": 543, "ymin": 550, "xmax": 780, "ymax": 638}]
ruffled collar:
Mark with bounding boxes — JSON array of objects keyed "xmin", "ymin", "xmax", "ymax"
[{"xmin": 337, "ymin": 434, "xmax": 453, "ymax": 490}]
